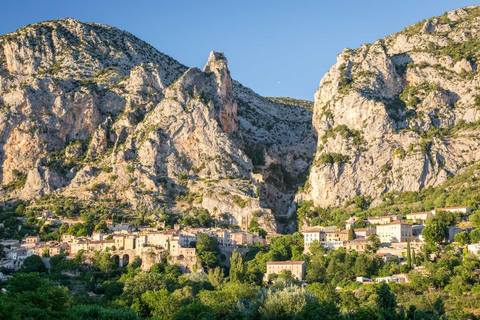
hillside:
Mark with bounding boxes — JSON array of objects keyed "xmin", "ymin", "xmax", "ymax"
[
  {"xmin": 300, "ymin": 6, "xmax": 480, "ymax": 210},
  {"xmin": 0, "ymin": 18, "xmax": 315, "ymax": 232}
]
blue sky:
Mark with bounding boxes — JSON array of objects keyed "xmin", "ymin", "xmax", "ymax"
[{"xmin": 0, "ymin": 0, "xmax": 478, "ymax": 100}]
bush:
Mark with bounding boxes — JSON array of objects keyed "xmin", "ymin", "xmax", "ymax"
[
  {"xmin": 319, "ymin": 153, "xmax": 349, "ymax": 164},
  {"xmin": 126, "ymin": 165, "xmax": 134, "ymax": 173},
  {"xmin": 232, "ymin": 195, "xmax": 246, "ymax": 208},
  {"xmin": 102, "ymin": 166, "xmax": 112, "ymax": 173}
]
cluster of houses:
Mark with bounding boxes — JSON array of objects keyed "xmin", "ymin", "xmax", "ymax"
[
  {"xmin": 303, "ymin": 206, "xmax": 474, "ymax": 254},
  {"xmin": 0, "ymin": 220, "xmax": 266, "ymax": 274},
  {"xmin": 2, "ymin": 205, "xmax": 479, "ymax": 284},
  {"xmin": 266, "ymin": 206, "xmax": 477, "ymax": 282}
]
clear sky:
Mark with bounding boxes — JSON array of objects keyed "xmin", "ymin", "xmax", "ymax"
[{"xmin": 0, "ymin": 0, "xmax": 478, "ymax": 100}]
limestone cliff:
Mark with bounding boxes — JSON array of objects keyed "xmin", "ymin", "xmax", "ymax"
[
  {"xmin": 0, "ymin": 19, "xmax": 314, "ymax": 232},
  {"xmin": 302, "ymin": 6, "xmax": 480, "ymax": 209}
]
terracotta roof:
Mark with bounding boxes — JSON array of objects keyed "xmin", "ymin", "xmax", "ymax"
[
  {"xmin": 378, "ymin": 221, "xmax": 412, "ymax": 226},
  {"xmin": 346, "ymin": 239, "xmax": 371, "ymax": 243},
  {"xmin": 437, "ymin": 206, "xmax": 470, "ymax": 210},
  {"xmin": 267, "ymin": 261, "xmax": 306, "ymax": 265},
  {"xmin": 406, "ymin": 211, "xmax": 431, "ymax": 215}
]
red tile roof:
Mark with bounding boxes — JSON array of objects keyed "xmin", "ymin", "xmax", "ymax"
[{"xmin": 267, "ymin": 261, "xmax": 306, "ymax": 265}]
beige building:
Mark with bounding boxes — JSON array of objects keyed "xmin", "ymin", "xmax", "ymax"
[
  {"xmin": 354, "ymin": 228, "xmax": 376, "ymax": 239},
  {"xmin": 344, "ymin": 239, "xmax": 372, "ymax": 252},
  {"xmin": 433, "ymin": 206, "xmax": 472, "ymax": 214},
  {"xmin": 303, "ymin": 227, "xmax": 325, "ymax": 252},
  {"xmin": 324, "ymin": 230, "xmax": 349, "ymax": 242},
  {"xmin": 266, "ymin": 261, "xmax": 306, "ymax": 281},
  {"xmin": 367, "ymin": 214, "xmax": 402, "ymax": 225},
  {"xmin": 376, "ymin": 221, "xmax": 412, "ymax": 243},
  {"xmin": 406, "ymin": 211, "xmax": 433, "ymax": 223}
]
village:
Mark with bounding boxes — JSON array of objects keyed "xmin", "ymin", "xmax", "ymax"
[{"xmin": 1, "ymin": 205, "xmax": 479, "ymax": 284}]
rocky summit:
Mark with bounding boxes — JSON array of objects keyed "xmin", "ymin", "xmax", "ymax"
[
  {"xmin": 0, "ymin": 18, "xmax": 314, "ymax": 233},
  {"xmin": 300, "ymin": 6, "xmax": 480, "ymax": 209}
]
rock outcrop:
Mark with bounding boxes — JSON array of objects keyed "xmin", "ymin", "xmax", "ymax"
[
  {"xmin": 302, "ymin": 5, "xmax": 480, "ymax": 208},
  {"xmin": 0, "ymin": 18, "xmax": 314, "ymax": 232}
]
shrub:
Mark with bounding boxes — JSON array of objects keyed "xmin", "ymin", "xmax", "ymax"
[
  {"xmin": 126, "ymin": 165, "xmax": 134, "ymax": 173},
  {"xmin": 319, "ymin": 153, "xmax": 349, "ymax": 164},
  {"xmin": 232, "ymin": 195, "xmax": 246, "ymax": 208},
  {"xmin": 102, "ymin": 166, "xmax": 112, "ymax": 173},
  {"xmin": 178, "ymin": 173, "xmax": 188, "ymax": 180}
]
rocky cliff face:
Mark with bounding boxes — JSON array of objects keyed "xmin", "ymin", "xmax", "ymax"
[
  {"xmin": 302, "ymin": 6, "xmax": 480, "ymax": 209},
  {"xmin": 0, "ymin": 19, "xmax": 316, "ymax": 232}
]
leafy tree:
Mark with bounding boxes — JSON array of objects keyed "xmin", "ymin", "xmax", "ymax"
[
  {"xmin": 207, "ymin": 267, "xmax": 225, "ymax": 288},
  {"xmin": 422, "ymin": 218, "xmax": 448, "ymax": 245},
  {"xmin": 21, "ymin": 254, "xmax": 46, "ymax": 273},
  {"xmin": 97, "ymin": 253, "xmax": 117, "ymax": 276},
  {"xmin": 172, "ymin": 302, "xmax": 216, "ymax": 320},
  {"xmin": 229, "ymin": 250, "xmax": 245, "ymax": 283},
  {"xmin": 470, "ymin": 228, "xmax": 480, "ymax": 243},
  {"xmin": 196, "ymin": 234, "xmax": 221, "ymax": 269},
  {"xmin": 376, "ymin": 283, "xmax": 397, "ymax": 318},
  {"xmin": 454, "ymin": 231, "xmax": 470, "ymax": 245},
  {"xmin": 348, "ymin": 227, "xmax": 356, "ymax": 240},
  {"xmin": 142, "ymin": 289, "xmax": 183, "ymax": 320},
  {"xmin": 68, "ymin": 305, "xmax": 140, "ymax": 320},
  {"xmin": 95, "ymin": 221, "xmax": 108, "ymax": 233},
  {"xmin": 368, "ymin": 233, "xmax": 380, "ymax": 253}
]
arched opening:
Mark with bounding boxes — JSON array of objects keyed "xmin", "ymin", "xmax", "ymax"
[
  {"xmin": 121, "ymin": 254, "xmax": 130, "ymax": 267},
  {"xmin": 112, "ymin": 255, "xmax": 120, "ymax": 267}
]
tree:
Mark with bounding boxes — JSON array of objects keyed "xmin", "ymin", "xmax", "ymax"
[
  {"xmin": 406, "ymin": 238, "xmax": 412, "ymax": 269},
  {"xmin": 422, "ymin": 218, "xmax": 448, "ymax": 245},
  {"xmin": 98, "ymin": 253, "xmax": 116, "ymax": 276},
  {"xmin": 95, "ymin": 221, "xmax": 108, "ymax": 233},
  {"xmin": 348, "ymin": 228, "xmax": 356, "ymax": 240},
  {"xmin": 470, "ymin": 228, "xmax": 480, "ymax": 243},
  {"xmin": 376, "ymin": 283, "xmax": 397, "ymax": 318},
  {"xmin": 196, "ymin": 234, "xmax": 220, "ymax": 269},
  {"xmin": 207, "ymin": 267, "xmax": 225, "ymax": 288},
  {"xmin": 68, "ymin": 305, "xmax": 140, "ymax": 320},
  {"xmin": 368, "ymin": 233, "xmax": 380, "ymax": 253},
  {"xmin": 454, "ymin": 231, "xmax": 470, "ymax": 246},
  {"xmin": 471, "ymin": 212, "xmax": 480, "ymax": 228},
  {"xmin": 171, "ymin": 302, "xmax": 216, "ymax": 320},
  {"xmin": 142, "ymin": 289, "xmax": 183, "ymax": 320},
  {"xmin": 229, "ymin": 250, "xmax": 245, "ymax": 283},
  {"xmin": 21, "ymin": 254, "xmax": 46, "ymax": 273}
]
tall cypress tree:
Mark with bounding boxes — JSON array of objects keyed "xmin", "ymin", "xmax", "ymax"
[{"xmin": 406, "ymin": 238, "xmax": 412, "ymax": 269}]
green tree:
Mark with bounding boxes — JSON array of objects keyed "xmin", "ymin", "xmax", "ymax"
[
  {"xmin": 229, "ymin": 250, "xmax": 245, "ymax": 283},
  {"xmin": 470, "ymin": 212, "xmax": 480, "ymax": 228},
  {"xmin": 368, "ymin": 233, "xmax": 380, "ymax": 253},
  {"xmin": 454, "ymin": 231, "xmax": 470, "ymax": 245},
  {"xmin": 348, "ymin": 228, "xmax": 356, "ymax": 240},
  {"xmin": 422, "ymin": 218, "xmax": 448, "ymax": 245},
  {"xmin": 196, "ymin": 234, "xmax": 220, "ymax": 269},
  {"xmin": 21, "ymin": 254, "xmax": 46, "ymax": 273},
  {"xmin": 98, "ymin": 253, "xmax": 116, "ymax": 276},
  {"xmin": 376, "ymin": 283, "xmax": 397, "ymax": 318},
  {"xmin": 95, "ymin": 221, "xmax": 108, "ymax": 233},
  {"xmin": 406, "ymin": 238, "xmax": 412, "ymax": 269},
  {"xmin": 470, "ymin": 228, "xmax": 480, "ymax": 243},
  {"xmin": 142, "ymin": 289, "xmax": 183, "ymax": 320},
  {"xmin": 68, "ymin": 305, "xmax": 140, "ymax": 320}
]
